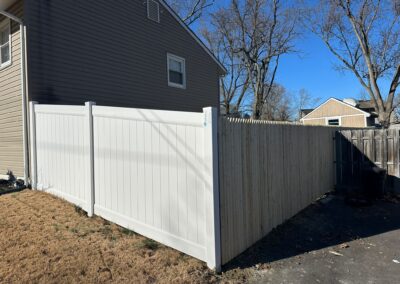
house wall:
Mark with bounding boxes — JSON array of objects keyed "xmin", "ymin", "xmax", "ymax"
[
  {"xmin": 302, "ymin": 115, "xmax": 366, "ymax": 127},
  {"xmin": 302, "ymin": 99, "xmax": 367, "ymax": 128},
  {"xmin": 25, "ymin": 0, "xmax": 221, "ymax": 112},
  {"xmin": 305, "ymin": 99, "xmax": 365, "ymax": 118},
  {"xmin": 302, "ymin": 118, "xmax": 325, "ymax": 126},
  {"xmin": 0, "ymin": 0, "xmax": 24, "ymax": 177},
  {"xmin": 341, "ymin": 115, "xmax": 366, "ymax": 127}
]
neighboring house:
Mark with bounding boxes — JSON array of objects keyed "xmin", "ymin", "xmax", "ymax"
[
  {"xmin": 299, "ymin": 109, "xmax": 314, "ymax": 119},
  {"xmin": 0, "ymin": 0, "xmax": 225, "ymax": 180},
  {"xmin": 389, "ymin": 123, "xmax": 400, "ymax": 129},
  {"xmin": 301, "ymin": 98, "xmax": 377, "ymax": 127}
]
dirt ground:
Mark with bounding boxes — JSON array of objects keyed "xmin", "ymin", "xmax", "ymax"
[
  {"xmin": 1, "ymin": 190, "xmax": 400, "ymax": 283},
  {"xmin": 0, "ymin": 190, "xmax": 221, "ymax": 284}
]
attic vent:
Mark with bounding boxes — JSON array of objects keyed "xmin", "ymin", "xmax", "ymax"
[{"xmin": 147, "ymin": 0, "xmax": 160, "ymax": 23}]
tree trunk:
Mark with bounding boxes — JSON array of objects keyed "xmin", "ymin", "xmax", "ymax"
[
  {"xmin": 225, "ymin": 101, "xmax": 230, "ymax": 116},
  {"xmin": 253, "ymin": 99, "xmax": 263, "ymax": 120},
  {"xmin": 378, "ymin": 111, "xmax": 391, "ymax": 129}
]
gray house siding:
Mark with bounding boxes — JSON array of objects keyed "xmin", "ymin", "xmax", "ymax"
[
  {"xmin": 0, "ymin": 0, "xmax": 24, "ymax": 177},
  {"xmin": 25, "ymin": 0, "xmax": 221, "ymax": 112}
]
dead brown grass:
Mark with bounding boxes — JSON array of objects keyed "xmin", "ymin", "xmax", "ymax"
[{"xmin": 0, "ymin": 190, "xmax": 243, "ymax": 284}]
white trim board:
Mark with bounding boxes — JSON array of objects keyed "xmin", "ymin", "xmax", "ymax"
[
  {"xmin": 0, "ymin": 18, "xmax": 12, "ymax": 70},
  {"xmin": 301, "ymin": 98, "xmax": 371, "ymax": 120},
  {"xmin": 301, "ymin": 113, "xmax": 368, "ymax": 121},
  {"xmin": 159, "ymin": 0, "xmax": 227, "ymax": 74},
  {"xmin": 167, "ymin": 53, "xmax": 186, "ymax": 89},
  {"xmin": 325, "ymin": 116, "xmax": 342, "ymax": 126}
]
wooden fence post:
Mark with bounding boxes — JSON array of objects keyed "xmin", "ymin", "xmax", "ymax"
[
  {"xmin": 203, "ymin": 107, "xmax": 221, "ymax": 272},
  {"xmin": 29, "ymin": 101, "xmax": 38, "ymax": 189},
  {"xmin": 85, "ymin": 102, "xmax": 96, "ymax": 217}
]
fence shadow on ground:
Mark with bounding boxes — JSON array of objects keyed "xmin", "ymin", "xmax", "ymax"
[
  {"xmin": 223, "ymin": 130, "xmax": 400, "ymax": 271},
  {"xmin": 223, "ymin": 195, "xmax": 400, "ymax": 271}
]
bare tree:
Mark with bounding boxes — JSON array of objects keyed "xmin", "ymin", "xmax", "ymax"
[
  {"xmin": 215, "ymin": 0, "xmax": 300, "ymax": 119},
  {"xmin": 306, "ymin": 0, "xmax": 400, "ymax": 127},
  {"xmin": 293, "ymin": 89, "xmax": 321, "ymax": 120},
  {"xmin": 262, "ymin": 84, "xmax": 292, "ymax": 121},
  {"xmin": 166, "ymin": 0, "xmax": 214, "ymax": 26},
  {"xmin": 201, "ymin": 8, "xmax": 250, "ymax": 116}
]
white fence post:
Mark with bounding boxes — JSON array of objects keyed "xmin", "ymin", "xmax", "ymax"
[
  {"xmin": 29, "ymin": 101, "xmax": 38, "ymax": 189},
  {"xmin": 85, "ymin": 102, "xmax": 96, "ymax": 217},
  {"xmin": 203, "ymin": 107, "xmax": 221, "ymax": 272}
]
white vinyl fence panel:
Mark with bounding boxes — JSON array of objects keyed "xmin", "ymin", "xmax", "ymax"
[
  {"xmin": 32, "ymin": 104, "xmax": 91, "ymax": 212},
  {"xmin": 30, "ymin": 102, "xmax": 220, "ymax": 270},
  {"xmin": 92, "ymin": 106, "xmax": 209, "ymax": 262}
]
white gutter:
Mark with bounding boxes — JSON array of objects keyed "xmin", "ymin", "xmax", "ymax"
[{"xmin": 0, "ymin": 10, "xmax": 29, "ymax": 185}]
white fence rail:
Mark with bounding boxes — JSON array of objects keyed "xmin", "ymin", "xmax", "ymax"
[{"xmin": 30, "ymin": 102, "xmax": 220, "ymax": 270}]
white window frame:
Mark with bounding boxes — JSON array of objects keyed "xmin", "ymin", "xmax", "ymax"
[
  {"xmin": 167, "ymin": 53, "xmax": 186, "ymax": 89},
  {"xmin": 147, "ymin": 0, "xmax": 160, "ymax": 23},
  {"xmin": 0, "ymin": 18, "xmax": 12, "ymax": 69},
  {"xmin": 326, "ymin": 116, "xmax": 342, "ymax": 126}
]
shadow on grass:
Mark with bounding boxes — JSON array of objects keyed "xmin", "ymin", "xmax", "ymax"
[{"xmin": 223, "ymin": 194, "xmax": 400, "ymax": 271}]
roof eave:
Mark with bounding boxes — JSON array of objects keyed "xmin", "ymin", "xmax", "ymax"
[{"xmin": 159, "ymin": 0, "xmax": 227, "ymax": 75}]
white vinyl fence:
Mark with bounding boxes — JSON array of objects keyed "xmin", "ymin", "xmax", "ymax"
[
  {"xmin": 30, "ymin": 104, "xmax": 92, "ymax": 213},
  {"xmin": 29, "ymin": 102, "xmax": 220, "ymax": 270}
]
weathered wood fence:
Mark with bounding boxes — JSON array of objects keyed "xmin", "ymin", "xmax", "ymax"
[
  {"xmin": 336, "ymin": 129, "xmax": 400, "ymax": 190},
  {"xmin": 219, "ymin": 118, "xmax": 338, "ymax": 264}
]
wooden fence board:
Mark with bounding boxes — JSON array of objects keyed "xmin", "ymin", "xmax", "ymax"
[
  {"xmin": 336, "ymin": 129, "xmax": 400, "ymax": 190},
  {"xmin": 219, "ymin": 119, "xmax": 337, "ymax": 264}
]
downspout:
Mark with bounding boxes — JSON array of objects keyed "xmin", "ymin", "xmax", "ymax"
[{"xmin": 0, "ymin": 10, "xmax": 29, "ymax": 185}]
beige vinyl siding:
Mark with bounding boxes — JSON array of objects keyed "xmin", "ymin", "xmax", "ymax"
[
  {"xmin": 302, "ymin": 118, "xmax": 326, "ymax": 126},
  {"xmin": 25, "ymin": 0, "xmax": 221, "ymax": 112},
  {"xmin": 302, "ymin": 99, "xmax": 368, "ymax": 128},
  {"xmin": 0, "ymin": 0, "xmax": 23, "ymax": 177},
  {"xmin": 303, "ymin": 115, "xmax": 366, "ymax": 127},
  {"xmin": 341, "ymin": 115, "xmax": 366, "ymax": 127},
  {"xmin": 306, "ymin": 99, "xmax": 365, "ymax": 118}
]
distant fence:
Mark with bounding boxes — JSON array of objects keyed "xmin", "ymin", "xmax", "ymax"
[
  {"xmin": 224, "ymin": 118, "xmax": 303, "ymax": 125},
  {"xmin": 336, "ymin": 129, "xmax": 400, "ymax": 190},
  {"xmin": 30, "ymin": 102, "xmax": 220, "ymax": 270},
  {"xmin": 219, "ymin": 118, "xmax": 337, "ymax": 264}
]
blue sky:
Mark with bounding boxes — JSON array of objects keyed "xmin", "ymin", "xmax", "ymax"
[
  {"xmin": 190, "ymin": 1, "xmax": 392, "ymax": 108},
  {"xmin": 275, "ymin": 34, "xmax": 366, "ymax": 102}
]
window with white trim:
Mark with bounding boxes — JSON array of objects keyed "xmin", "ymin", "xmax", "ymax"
[
  {"xmin": 167, "ymin": 54, "xmax": 186, "ymax": 89},
  {"xmin": 0, "ymin": 19, "xmax": 11, "ymax": 68},
  {"xmin": 327, "ymin": 118, "xmax": 340, "ymax": 126}
]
